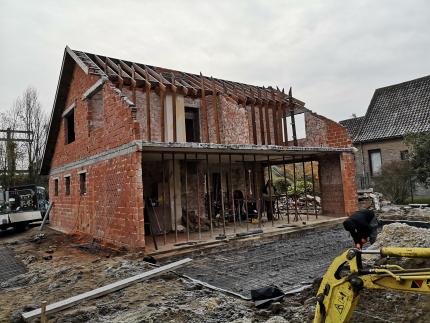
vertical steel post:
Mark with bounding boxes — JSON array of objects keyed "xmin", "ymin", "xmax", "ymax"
[
  {"xmin": 161, "ymin": 153, "xmax": 167, "ymax": 245},
  {"xmin": 311, "ymin": 160, "xmax": 318, "ymax": 218},
  {"xmin": 206, "ymin": 153, "xmax": 213, "ymax": 237},
  {"xmin": 282, "ymin": 156, "xmax": 290, "ymax": 224},
  {"xmin": 172, "ymin": 152, "xmax": 178, "ymax": 242},
  {"xmin": 219, "ymin": 154, "xmax": 226, "ymax": 236},
  {"xmin": 267, "ymin": 155, "xmax": 274, "ymax": 226},
  {"xmin": 229, "ymin": 154, "xmax": 236, "ymax": 233},
  {"xmin": 302, "ymin": 158, "xmax": 309, "ymax": 221},
  {"xmin": 242, "ymin": 154, "xmax": 249, "ymax": 231},
  {"xmin": 293, "ymin": 156, "xmax": 299, "ymax": 221},
  {"xmin": 253, "ymin": 154, "xmax": 261, "ymax": 228},
  {"xmin": 185, "ymin": 153, "xmax": 189, "ymax": 241},
  {"xmin": 196, "ymin": 153, "xmax": 201, "ymax": 240}
]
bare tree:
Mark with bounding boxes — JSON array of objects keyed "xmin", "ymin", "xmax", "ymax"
[
  {"xmin": 15, "ymin": 87, "xmax": 48, "ymax": 181},
  {"xmin": 0, "ymin": 87, "xmax": 48, "ymax": 186}
]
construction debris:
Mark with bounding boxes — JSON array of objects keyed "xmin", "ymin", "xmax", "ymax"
[
  {"xmin": 21, "ymin": 258, "xmax": 192, "ymax": 320},
  {"xmin": 372, "ymin": 223, "xmax": 430, "ymax": 248}
]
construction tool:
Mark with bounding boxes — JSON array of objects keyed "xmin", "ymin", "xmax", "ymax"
[{"xmin": 314, "ymin": 247, "xmax": 430, "ymax": 322}]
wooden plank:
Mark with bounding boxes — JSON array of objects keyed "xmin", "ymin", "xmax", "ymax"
[
  {"xmin": 171, "ymin": 73, "xmax": 177, "ymax": 142},
  {"xmin": 22, "ymin": 258, "xmax": 192, "ymax": 320},
  {"xmin": 271, "ymin": 88, "xmax": 278, "ymax": 145},
  {"xmin": 247, "ymin": 87, "xmax": 257, "ymax": 145},
  {"xmin": 200, "ymin": 73, "xmax": 209, "ymax": 142},
  {"xmin": 211, "ymin": 77, "xmax": 221, "ymax": 144},
  {"xmin": 258, "ymin": 88, "xmax": 265, "ymax": 145},
  {"xmin": 264, "ymin": 88, "xmax": 271, "ymax": 145},
  {"xmin": 289, "ymin": 87, "xmax": 298, "ymax": 146},
  {"xmin": 39, "ymin": 202, "xmax": 53, "ymax": 231},
  {"xmin": 145, "ymin": 69, "xmax": 152, "ymax": 141},
  {"xmin": 282, "ymin": 89, "xmax": 288, "ymax": 145}
]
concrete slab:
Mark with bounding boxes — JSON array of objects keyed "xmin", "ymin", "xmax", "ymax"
[{"xmin": 172, "ymin": 224, "xmax": 351, "ymax": 298}]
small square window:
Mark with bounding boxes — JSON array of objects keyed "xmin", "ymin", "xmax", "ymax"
[
  {"xmin": 80, "ymin": 173, "xmax": 86, "ymax": 195},
  {"xmin": 65, "ymin": 176, "xmax": 71, "ymax": 196},
  {"xmin": 54, "ymin": 179, "xmax": 59, "ymax": 196},
  {"xmin": 400, "ymin": 150, "xmax": 409, "ymax": 160}
]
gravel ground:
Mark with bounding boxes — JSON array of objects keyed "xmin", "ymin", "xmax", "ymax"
[{"xmin": 1, "ymin": 219, "xmax": 429, "ymax": 323}]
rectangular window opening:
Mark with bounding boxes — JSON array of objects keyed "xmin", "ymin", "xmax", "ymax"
[
  {"xmin": 54, "ymin": 179, "xmax": 59, "ymax": 196},
  {"xmin": 64, "ymin": 109, "xmax": 75, "ymax": 144},
  {"xmin": 185, "ymin": 107, "xmax": 200, "ymax": 143},
  {"xmin": 369, "ymin": 149, "xmax": 382, "ymax": 176},
  {"xmin": 65, "ymin": 176, "xmax": 71, "ymax": 196},
  {"xmin": 79, "ymin": 173, "xmax": 86, "ymax": 195}
]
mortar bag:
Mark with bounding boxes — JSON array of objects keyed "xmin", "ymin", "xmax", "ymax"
[{"xmin": 251, "ymin": 286, "xmax": 285, "ymax": 308}]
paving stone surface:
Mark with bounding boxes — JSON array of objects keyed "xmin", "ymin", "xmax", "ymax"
[
  {"xmin": 177, "ymin": 225, "xmax": 351, "ymax": 297},
  {"xmin": 0, "ymin": 247, "xmax": 26, "ymax": 282}
]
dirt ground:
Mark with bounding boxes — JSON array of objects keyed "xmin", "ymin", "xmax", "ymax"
[{"xmin": 1, "ymin": 216, "xmax": 430, "ymax": 323}]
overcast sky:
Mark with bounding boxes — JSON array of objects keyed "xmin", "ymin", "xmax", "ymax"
[{"xmin": 0, "ymin": 0, "xmax": 429, "ymax": 122}]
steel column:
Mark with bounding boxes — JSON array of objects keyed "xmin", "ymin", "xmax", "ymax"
[
  {"xmin": 206, "ymin": 153, "xmax": 213, "ymax": 237},
  {"xmin": 282, "ymin": 156, "xmax": 290, "ymax": 224},
  {"xmin": 219, "ymin": 154, "xmax": 226, "ymax": 236},
  {"xmin": 185, "ymin": 153, "xmax": 189, "ymax": 241}
]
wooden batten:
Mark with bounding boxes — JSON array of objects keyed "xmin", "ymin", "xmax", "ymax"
[
  {"xmin": 200, "ymin": 72, "xmax": 209, "ymax": 142},
  {"xmin": 130, "ymin": 66, "xmax": 137, "ymax": 104},
  {"xmin": 171, "ymin": 72, "xmax": 177, "ymax": 142},
  {"xmin": 249, "ymin": 88, "xmax": 258, "ymax": 144},
  {"xmin": 144, "ymin": 68, "xmax": 152, "ymax": 141},
  {"xmin": 289, "ymin": 87, "xmax": 298, "ymax": 146},
  {"xmin": 263, "ymin": 88, "xmax": 271, "ymax": 145},
  {"xmin": 257, "ymin": 88, "xmax": 265, "ymax": 145},
  {"xmin": 271, "ymin": 88, "xmax": 279, "ymax": 145},
  {"xmin": 211, "ymin": 77, "xmax": 221, "ymax": 144}
]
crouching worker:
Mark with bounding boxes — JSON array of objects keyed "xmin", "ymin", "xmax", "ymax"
[{"xmin": 343, "ymin": 208, "xmax": 378, "ymax": 249}]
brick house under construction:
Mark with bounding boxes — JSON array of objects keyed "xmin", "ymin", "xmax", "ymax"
[{"xmin": 40, "ymin": 46, "xmax": 357, "ymax": 249}]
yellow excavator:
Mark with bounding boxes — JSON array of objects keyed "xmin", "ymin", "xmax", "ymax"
[{"xmin": 314, "ymin": 247, "xmax": 430, "ymax": 322}]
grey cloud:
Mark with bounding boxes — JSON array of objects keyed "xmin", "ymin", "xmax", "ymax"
[{"xmin": 1, "ymin": 0, "xmax": 429, "ymax": 122}]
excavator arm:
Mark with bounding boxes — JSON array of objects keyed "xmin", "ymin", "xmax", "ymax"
[{"xmin": 314, "ymin": 247, "xmax": 430, "ymax": 323}]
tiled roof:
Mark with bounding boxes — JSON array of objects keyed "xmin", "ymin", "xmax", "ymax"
[
  {"xmin": 339, "ymin": 116, "xmax": 365, "ymax": 139},
  {"xmin": 354, "ymin": 75, "xmax": 430, "ymax": 143}
]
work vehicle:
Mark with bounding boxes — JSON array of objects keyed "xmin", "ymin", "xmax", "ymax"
[
  {"xmin": 314, "ymin": 247, "xmax": 430, "ymax": 322},
  {"xmin": 0, "ymin": 184, "xmax": 49, "ymax": 231}
]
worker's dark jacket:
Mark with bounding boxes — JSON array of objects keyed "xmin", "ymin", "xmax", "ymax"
[{"xmin": 343, "ymin": 209, "xmax": 377, "ymax": 245}]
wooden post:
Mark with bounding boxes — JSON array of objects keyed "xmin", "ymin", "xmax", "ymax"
[{"xmin": 40, "ymin": 301, "xmax": 47, "ymax": 323}]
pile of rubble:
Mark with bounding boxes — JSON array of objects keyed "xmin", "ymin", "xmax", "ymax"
[
  {"xmin": 373, "ymin": 222, "xmax": 430, "ymax": 248},
  {"xmin": 378, "ymin": 205, "xmax": 430, "ymax": 222}
]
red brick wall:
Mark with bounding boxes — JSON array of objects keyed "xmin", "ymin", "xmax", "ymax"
[
  {"xmin": 340, "ymin": 153, "xmax": 358, "ymax": 215},
  {"xmin": 49, "ymin": 151, "xmax": 145, "ymax": 248},
  {"xmin": 49, "ymin": 63, "xmax": 144, "ymax": 248},
  {"xmin": 220, "ymin": 95, "xmax": 251, "ymax": 144},
  {"xmin": 51, "ymin": 65, "xmax": 140, "ymax": 169},
  {"xmin": 318, "ymin": 154, "xmax": 346, "ymax": 216}
]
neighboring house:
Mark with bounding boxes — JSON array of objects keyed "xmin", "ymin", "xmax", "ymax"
[
  {"xmin": 40, "ymin": 46, "xmax": 357, "ymax": 249},
  {"xmin": 340, "ymin": 75, "xmax": 430, "ymax": 195}
]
